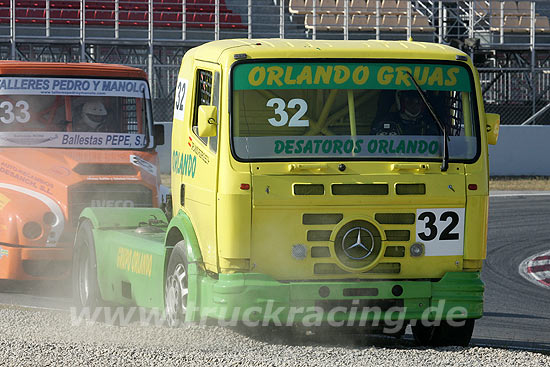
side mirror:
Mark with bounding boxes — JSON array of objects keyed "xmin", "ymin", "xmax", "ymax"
[
  {"xmin": 486, "ymin": 113, "xmax": 500, "ymax": 145},
  {"xmin": 154, "ymin": 124, "xmax": 165, "ymax": 146},
  {"xmin": 198, "ymin": 105, "xmax": 217, "ymax": 137}
]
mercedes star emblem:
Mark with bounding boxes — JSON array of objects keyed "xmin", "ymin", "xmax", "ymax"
[{"xmin": 341, "ymin": 227, "xmax": 374, "ymax": 260}]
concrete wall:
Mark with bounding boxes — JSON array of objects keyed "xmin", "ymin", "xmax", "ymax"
[
  {"xmin": 156, "ymin": 122, "xmax": 172, "ymax": 175},
  {"xmin": 488, "ymin": 125, "xmax": 548, "ymax": 176},
  {"xmin": 156, "ymin": 123, "xmax": 546, "ymax": 177}
]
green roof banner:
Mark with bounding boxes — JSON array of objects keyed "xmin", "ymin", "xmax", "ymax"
[{"xmin": 233, "ymin": 62, "xmax": 471, "ymax": 92}]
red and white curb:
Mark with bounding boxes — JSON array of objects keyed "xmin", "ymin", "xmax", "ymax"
[{"xmin": 519, "ymin": 250, "xmax": 550, "ymax": 289}]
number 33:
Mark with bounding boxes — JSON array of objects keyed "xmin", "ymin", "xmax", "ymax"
[{"xmin": 0, "ymin": 100, "xmax": 31, "ymax": 124}]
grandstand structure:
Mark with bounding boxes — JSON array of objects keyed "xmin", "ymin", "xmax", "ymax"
[{"xmin": 0, "ymin": 0, "xmax": 549, "ymax": 124}]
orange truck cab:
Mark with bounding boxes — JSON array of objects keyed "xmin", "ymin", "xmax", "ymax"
[{"xmin": 0, "ymin": 61, "xmax": 163, "ymax": 280}]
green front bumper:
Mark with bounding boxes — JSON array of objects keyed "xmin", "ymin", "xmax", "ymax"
[{"xmin": 188, "ymin": 268, "xmax": 484, "ymax": 325}]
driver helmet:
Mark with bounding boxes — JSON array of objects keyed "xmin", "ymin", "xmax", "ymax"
[
  {"xmin": 81, "ymin": 101, "xmax": 107, "ymax": 130},
  {"xmin": 396, "ymin": 90, "xmax": 424, "ymax": 121}
]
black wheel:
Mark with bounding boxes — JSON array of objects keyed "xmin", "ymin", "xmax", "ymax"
[
  {"xmin": 164, "ymin": 240, "xmax": 189, "ymax": 327},
  {"xmin": 411, "ymin": 321, "xmax": 436, "ymax": 346},
  {"xmin": 72, "ymin": 219, "xmax": 102, "ymax": 313},
  {"xmin": 383, "ymin": 321, "xmax": 408, "ymax": 339},
  {"xmin": 431, "ymin": 319, "xmax": 475, "ymax": 347},
  {"xmin": 412, "ymin": 319, "xmax": 475, "ymax": 347}
]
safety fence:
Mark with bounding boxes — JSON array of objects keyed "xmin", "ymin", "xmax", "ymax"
[{"xmin": 1, "ymin": 0, "xmax": 550, "ymax": 124}]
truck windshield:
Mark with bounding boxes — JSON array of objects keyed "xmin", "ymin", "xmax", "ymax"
[
  {"xmin": 0, "ymin": 77, "xmax": 152, "ymax": 149},
  {"xmin": 231, "ymin": 61, "xmax": 478, "ymax": 162}
]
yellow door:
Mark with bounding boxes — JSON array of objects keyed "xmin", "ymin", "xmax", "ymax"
[{"xmin": 179, "ymin": 61, "xmax": 221, "ymax": 271}]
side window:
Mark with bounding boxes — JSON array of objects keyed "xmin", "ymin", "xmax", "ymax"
[
  {"xmin": 192, "ymin": 69, "xmax": 212, "ymax": 145},
  {"xmin": 209, "ymin": 71, "xmax": 220, "ymax": 153}
]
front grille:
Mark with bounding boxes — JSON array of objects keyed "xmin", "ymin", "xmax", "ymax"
[
  {"xmin": 314, "ymin": 263, "xmax": 350, "ymax": 275},
  {"xmin": 311, "ymin": 246, "xmax": 331, "ymax": 258},
  {"xmin": 73, "ymin": 164, "xmax": 137, "ymax": 176},
  {"xmin": 365, "ymin": 263, "xmax": 401, "ymax": 274},
  {"xmin": 385, "ymin": 230, "xmax": 410, "ymax": 241},
  {"xmin": 303, "ymin": 212, "xmax": 408, "ymax": 275},
  {"xmin": 68, "ymin": 183, "xmax": 153, "ymax": 225},
  {"xmin": 303, "ymin": 213, "xmax": 343, "ymax": 225},
  {"xmin": 384, "ymin": 246, "xmax": 405, "ymax": 257},
  {"xmin": 307, "ymin": 230, "xmax": 332, "ymax": 241},
  {"xmin": 375, "ymin": 213, "xmax": 415, "ymax": 225}
]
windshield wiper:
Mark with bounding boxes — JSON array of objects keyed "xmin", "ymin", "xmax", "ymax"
[{"xmin": 405, "ymin": 71, "xmax": 450, "ymax": 172}]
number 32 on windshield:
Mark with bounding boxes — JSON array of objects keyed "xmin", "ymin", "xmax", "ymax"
[
  {"xmin": 0, "ymin": 100, "xmax": 31, "ymax": 124},
  {"xmin": 415, "ymin": 208, "xmax": 465, "ymax": 257},
  {"xmin": 266, "ymin": 97, "xmax": 309, "ymax": 127}
]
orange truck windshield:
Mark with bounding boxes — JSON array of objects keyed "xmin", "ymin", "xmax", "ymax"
[{"xmin": 0, "ymin": 77, "xmax": 152, "ymax": 149}]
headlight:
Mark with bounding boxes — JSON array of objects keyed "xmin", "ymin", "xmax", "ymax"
[
  {"xmin": 291, "ymin": 244, "xmax": 307, "ymax": 260},
  {"xmin": 23, "ymin": 221, "xmax": 42, "ymax": 239},
  {"xmin": 43, "ymin": 211, "xmax": 58, "ymax": 226},
  {"xmin": 410, "ymin": 242, "xmax": 425, "ymax": 257}
]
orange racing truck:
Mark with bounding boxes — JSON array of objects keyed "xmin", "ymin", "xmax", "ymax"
[{"xmin": 0, "ymin": 62, "xmax": 163, "ymax": 280}]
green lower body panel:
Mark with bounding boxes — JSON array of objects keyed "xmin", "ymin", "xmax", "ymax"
[
  {"xmin": 189, "ymin": 271, "xmax": 483, "ymax": 326},
  {"xmin": 80, "ymin": 207, "xmax": 169, "ymax": 310},
  {"xmin": 93, "ymin": 228, "xmax": 167, "ymax": 309}
]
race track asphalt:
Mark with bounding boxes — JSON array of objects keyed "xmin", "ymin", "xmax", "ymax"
[{"xmin": 474, "ymin": 194, "xmax": 550, "ymax": 351}]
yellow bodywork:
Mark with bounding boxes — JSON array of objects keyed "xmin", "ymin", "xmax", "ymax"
[{"xmin": 171, "ymin": 39, "xmax": 494, "ymax": 282}]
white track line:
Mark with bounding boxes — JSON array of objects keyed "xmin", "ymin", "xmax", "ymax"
[{"xmin": 490, "ymin": 192, "xmax": 550, "ymax": 197}]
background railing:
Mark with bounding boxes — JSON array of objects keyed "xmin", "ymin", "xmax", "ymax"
[{"xmin": 1, "ymin": 0, "xmax": 550, "ymax": 125}]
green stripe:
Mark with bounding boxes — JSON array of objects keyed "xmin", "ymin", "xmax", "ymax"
[{"xmin": 234, "ymin": 62, "xmax": 471, "ymax": 92}]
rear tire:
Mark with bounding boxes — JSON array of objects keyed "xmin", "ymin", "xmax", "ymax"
[
  {"xmin": 164, "ymin": 241, "xmax": 189, "ymax": 327},
  {"xmin": 412, "ymin": 319, "xmax": 475, "ymax": 347},
  {"xmin": 72, "ymin": 220, "xmax": 102, "ymax": 314}
]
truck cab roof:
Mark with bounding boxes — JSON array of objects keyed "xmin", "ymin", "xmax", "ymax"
[
  {"xmin": 189, "ymin": 39, "xmax": 470, "ymax": 65},
  {"xmin": 0, "ymin": 61, "xmax": 147, "ymax": 79}
]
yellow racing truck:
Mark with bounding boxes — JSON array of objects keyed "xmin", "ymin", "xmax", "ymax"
[{"xmin": 73, "ymin": 39, "xmax": 499, "ymax": 346}]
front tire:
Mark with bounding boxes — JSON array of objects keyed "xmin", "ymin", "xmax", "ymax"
[
  {"xmin": 72, "ymin": 219, "xmax": 102, "ymax": 313},
  {"xmin": 164, "ymin": 241, "xmax": 189, "ymax": 327},
  {"xmin": 412, "ymin": 319, "xmax": 475, "ymax": 347}
]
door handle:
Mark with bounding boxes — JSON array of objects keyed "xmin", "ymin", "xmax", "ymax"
[
  {"xmin": 288, "ymin": 163, "xmax": 328, "ymax": 173},
  {"xmin": 391, "ymin": 163, "xmax": 429, "ymax": 172}
]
